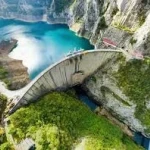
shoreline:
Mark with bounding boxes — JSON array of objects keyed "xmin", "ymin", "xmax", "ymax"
[
  {"xmin": 0, "ymin": 39, "xmax": 30, "ymax": 91},
  {"xmin": 0, "ymin": 17, "xmax": 94, "ymax": 93},
  {"xmin": 0, "ymin": 16, "xmax": 96, "ymax": 49}
]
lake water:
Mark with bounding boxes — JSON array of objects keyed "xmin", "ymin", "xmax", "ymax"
[{"xmin": 0, "ymin": 19, "xmax": 94, "ymax": 79}]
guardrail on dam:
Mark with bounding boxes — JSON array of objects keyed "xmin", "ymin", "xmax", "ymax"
[{"xmin": 9, "ymin": 49, "xmax": 122, "ymax": 114}]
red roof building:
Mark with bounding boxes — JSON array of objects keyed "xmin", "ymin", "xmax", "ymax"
[{"xmin": 102, "ymin": 38, "xmax": 117, "ymax": 48}]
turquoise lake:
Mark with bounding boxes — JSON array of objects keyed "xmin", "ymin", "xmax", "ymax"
[{"xmin": 0, "ymin": 19, "xmax": 94, "ymax": 79}]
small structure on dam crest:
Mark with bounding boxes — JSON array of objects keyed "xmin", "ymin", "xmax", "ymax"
[{"xmin": 8, "ymin": 49, "xmax": 122, "ymax": 114}]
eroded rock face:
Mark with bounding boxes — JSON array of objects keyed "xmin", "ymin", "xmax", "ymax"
[
  {"xmin": 134, "ymin": 13, "xmax": 150, "ymax": 55},
  {"xmin": 0, "ymin": 39, "xmax": 30, "ymax": 90},
  {"xmin": 83, "ymin": 55, "xmax": 149, "ymax": 137},
  {"xmin": 0, "ymin": 0, "xmax": 49, "ymax": 21},
  {"xmin": 0, "ymin": 0, "xmax": 150, "ymax": 54}
]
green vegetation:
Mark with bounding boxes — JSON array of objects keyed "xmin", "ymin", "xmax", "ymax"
[
  {"xmin": 0, "ymin": 66, "xmax": 8, "ymax": 80},
  {"xmin": 0, "ymin": 94, "xmax": 7, "ymax": 146},
  {"xmin": 0, "ymin": 141, "xmax": 13, "ymax": 150},
  {"xmin": 138, "ymin": 11, "xmax": 146, "ymax": 26},
  {"xmin": 139, "ymin": 15, "xmax": 146, "ymax": 26},
  {"xmin": 0, "ymin": 94, "xmax": 7, "ymax": 123},
  {"xmin": 111, "ymin": 7, "xmax": 119, "ymax": 17},
  {"xmin": 0, "ymin": 94, "xmax": 13, "ymax": 150},
  {"xmin": 114, "ymin": 57, "xmax": 150, "ymax": 130},
  {"xmin": 0, "ymin": 65, "xmax": 12, "ymax": 88},
  {"xmin": 101, "ymin": 2, "xmax": 110, "ymax": 15},
  {"xmin": 98, "ymin": 16, "xmax": 108, "ymax": 30},
  {"xmin": 0, "ymin": 94, "xmax": 7, "ymax": 148},
  {"xmin": 113, "ymin": 22, "xmax": 137, "ymax": 34},
  {"xmin": 101, "ymin": 86, "xmax": 131, "ymax": 107},
  {"xmin": 0, "ymin": 131, "xmax": 13, "ymax": 150},
  {"xmin": 54, "ymin": 0, "xmax": 75, "ymax": 13},
  {"xmin": 90, "ymin": 76, "xmax": 97, "ymax": 83},
  {"xmin": 8, "ymin": 92, "xmax": 142, "ymax": 150},
  {"xmin": 130, "ymin": 37, "xmax": 137, "ymax": 45},
  {"xmin": 113, "ymin": 11, "xmax": 146, "ymax": 33}
]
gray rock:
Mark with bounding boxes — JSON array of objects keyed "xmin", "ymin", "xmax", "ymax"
[{"xmin": 83, "ymin": 55, "xmax": 149, "ymax": 137}]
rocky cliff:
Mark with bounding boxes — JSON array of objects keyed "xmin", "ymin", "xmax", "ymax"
[
  {"xmin": 83, "ymin": 54, "xmax": 150, "ymax": 137},
  {"xmin": 0, "ymin": 39, "xmax": 30, "ymax": 90},
  {"xmin": 0, "ymin": 0, "xmax": 150, "ymax": 137},
  {"xmin": 0, "ymin": 0, "xmax": 150, "ymax": 54}
]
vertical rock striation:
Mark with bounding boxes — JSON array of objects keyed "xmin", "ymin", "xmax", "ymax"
[{"xmin": 0, "ymin": 0, "xmax": 150, "ymax": 54}]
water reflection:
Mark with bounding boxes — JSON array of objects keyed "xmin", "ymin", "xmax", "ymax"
[{"xmin": 0, "ymin": 19, "xmax": 94, "ymax": 79}]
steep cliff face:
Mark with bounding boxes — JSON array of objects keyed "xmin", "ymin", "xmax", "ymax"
[
  {"xmin": 48, "ymin": 0, "xmax": 150, "ymax": 55},
  {"xmin": 83, "ymin": 54, "xmax": 150, "ymax": 137},
  {"xmin": 0, "ymin": 0, "xmax": 150, "ymax": 54},
  {"xmin": 0, "ymin": 0, "xmax": 50, "ymax": 21}
]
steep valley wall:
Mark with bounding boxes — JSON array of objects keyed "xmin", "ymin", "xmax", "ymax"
[{"xmin": 0, "ymin": 0, "xmax": 150, "ymax": 54}]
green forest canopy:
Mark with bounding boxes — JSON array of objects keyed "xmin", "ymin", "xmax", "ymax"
[
  {"xmin": 8, "ymin": 92, "xmax": 142, "ymax": 150},
  {"xmin": 0, "ymin": 94, "xmax": 14, "ymax": 150}
]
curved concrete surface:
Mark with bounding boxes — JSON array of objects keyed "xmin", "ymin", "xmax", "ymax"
[{"xmin": 8, "ymin": 49, "xmax": 122, "ymax": 114}]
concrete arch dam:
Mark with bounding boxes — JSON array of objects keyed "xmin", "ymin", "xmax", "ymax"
[{"xmin": 9, "ymin": 49, "xmax": 122, "ymax": 114}]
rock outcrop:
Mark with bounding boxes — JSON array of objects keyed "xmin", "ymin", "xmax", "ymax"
[
  {"xmin": 83, "ymin": 54, "xmax": 150, "ymax": 137},
  {"xmin": 0, "ymin": 39, "xmax": 30, "ymax": 90}
]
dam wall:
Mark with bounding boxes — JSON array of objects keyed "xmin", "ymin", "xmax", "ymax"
[{"xmin": 9, "ymin": 49, "xmax": 121, "ymax": 114}]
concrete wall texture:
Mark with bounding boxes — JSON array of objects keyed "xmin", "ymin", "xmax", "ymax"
[{"xmin": 9, "ymin": 49, "xmax": 121, "ymax": 114}]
